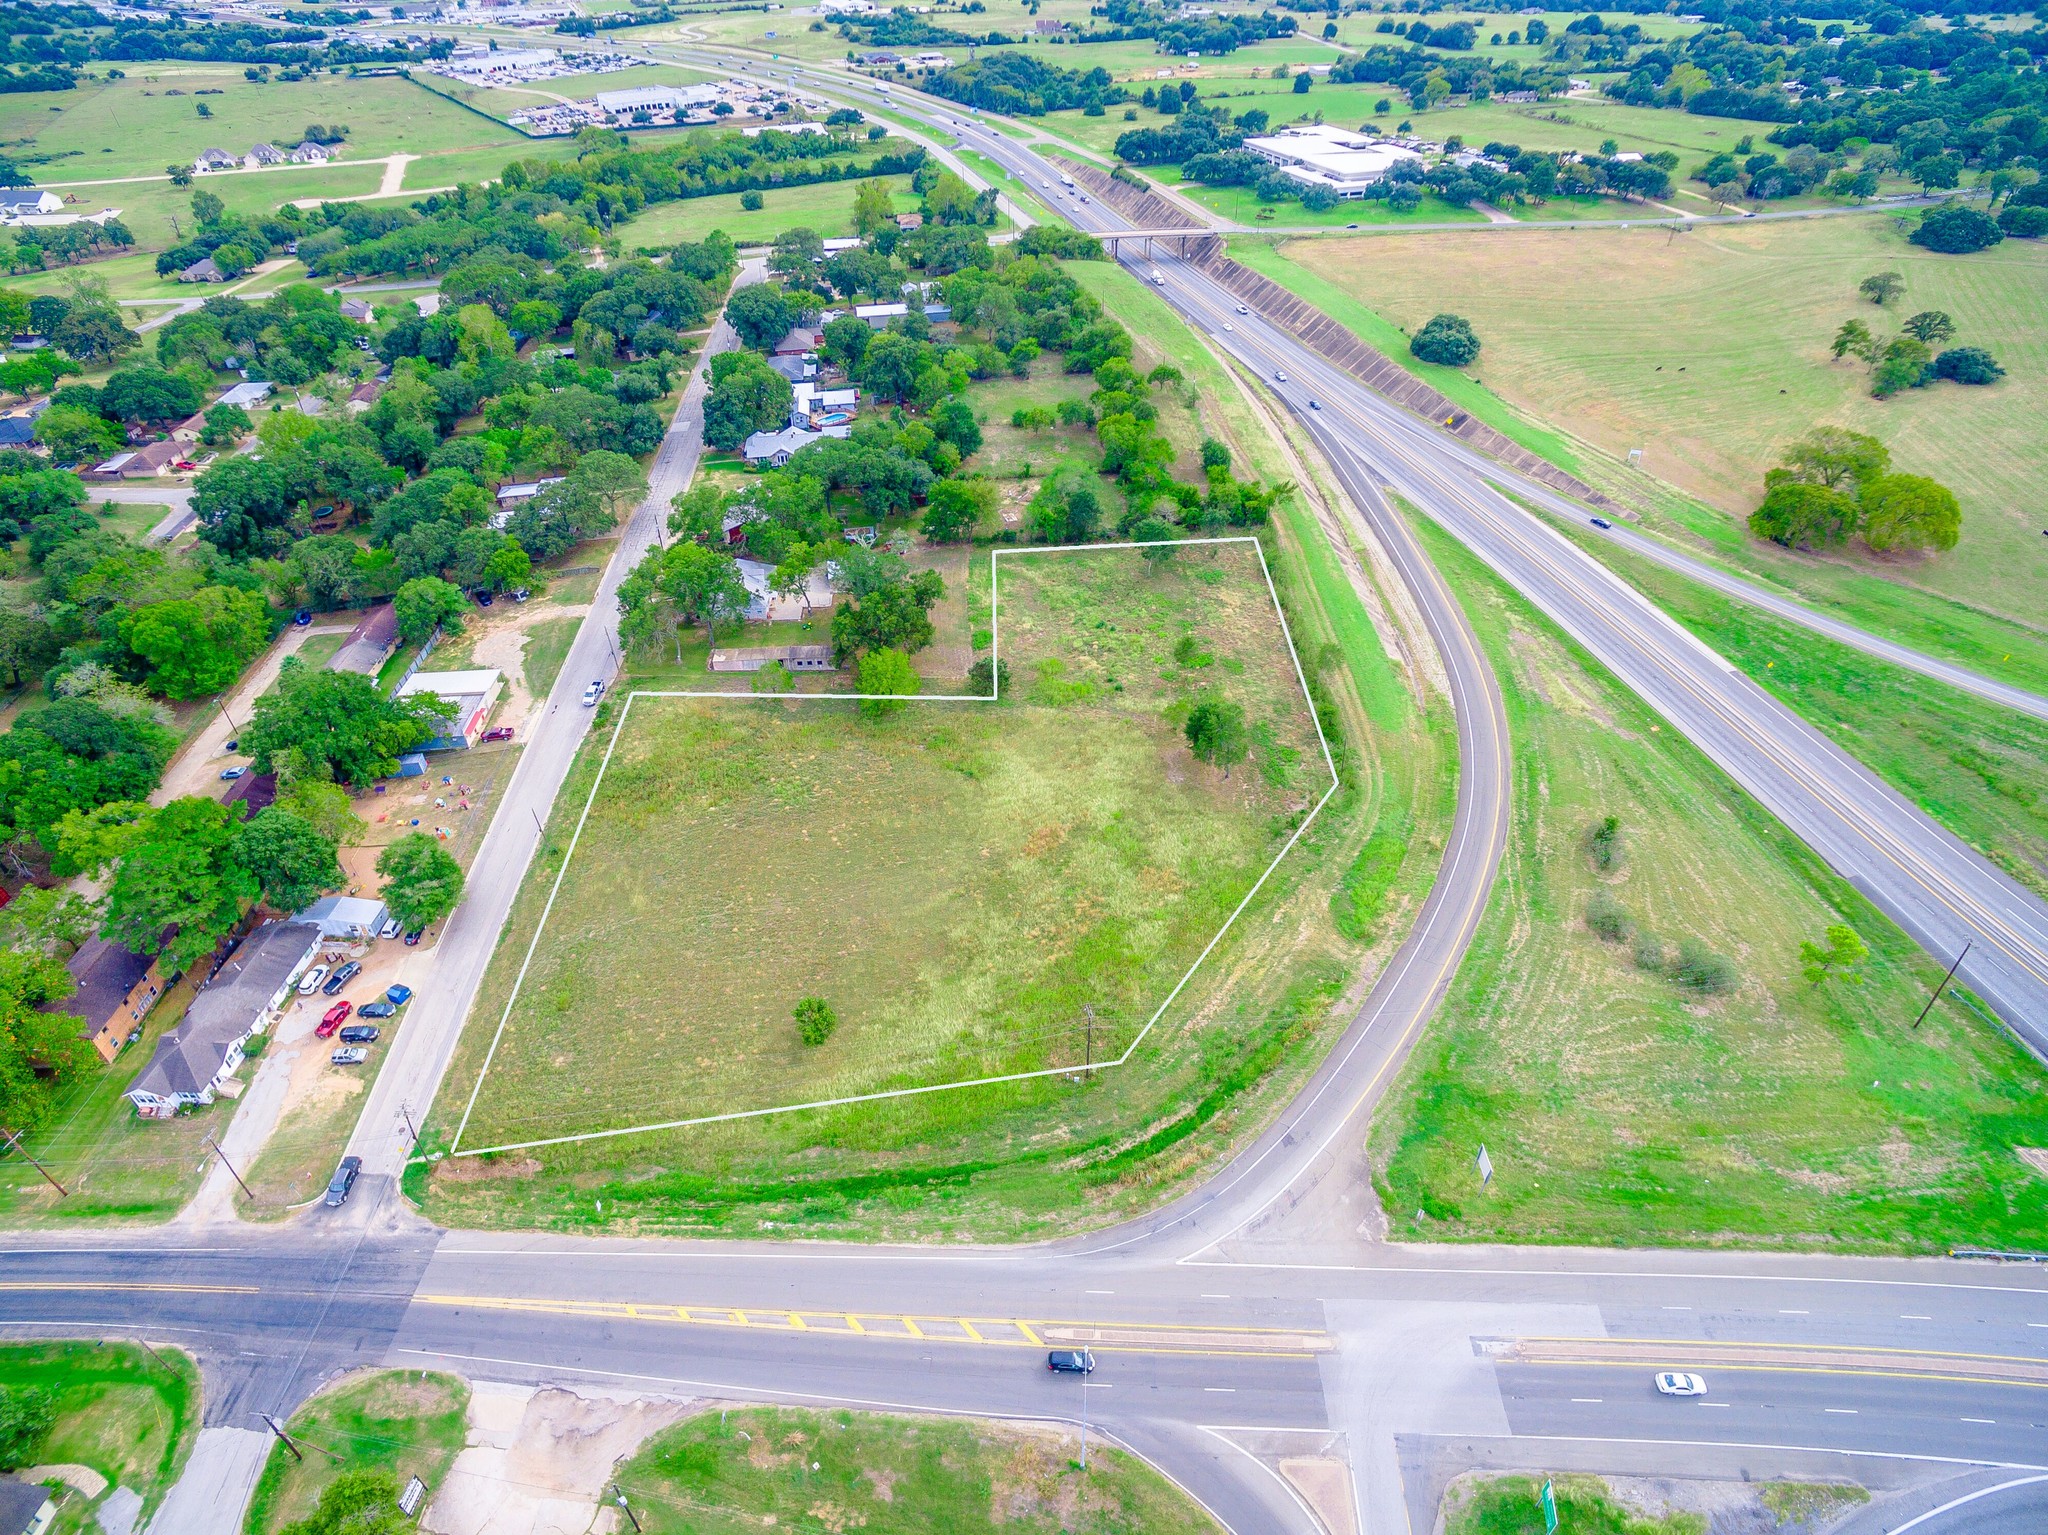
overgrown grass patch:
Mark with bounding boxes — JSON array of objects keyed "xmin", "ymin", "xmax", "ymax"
[
  {"xmin": 1370, "ymin": 510, "xmax": 2048, "ymax": 1253},
  {"xmin": 0, "ymin": 1341, "xmax": 200, "ymax": 1526},
  {"xmin": 242, "ymin": 1371, "xmax": 468, "ymax": 1535}
]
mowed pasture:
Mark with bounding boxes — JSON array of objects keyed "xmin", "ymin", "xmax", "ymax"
[
  {"xmin": 1286, "ymin": 217, "xmax": 2048, "ymax": 624},
  {"xmin": 447, "ymin": 544, "xmax": 1330, "ymax": 1155}
]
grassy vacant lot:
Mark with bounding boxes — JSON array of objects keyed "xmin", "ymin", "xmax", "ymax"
[
  {"xmin": 619, "ymin": 173, "xmax": 922, "ymax": 248},
  {"xmin": 1283, "ymin": 216, "xmax": 2048, "ymax": 627},
  {"xmin": 0, "ymin": 975, "xmax": 216, "ymax": 1226},
  {"xmin": 1142, "ymin": 164, "xmax": 1485, "ymax": 228},
  {"xmin": 243, "ymin": 1371, "xmax": 468, "ymax": 1535},
  {"xmin": 616, "ymin": 1406, "xmax": 1218, "ymax": 1535},
  {"xmin": 1371, "ymin": 514, "xmax": 2048, "ymax": 1253},
  {"xmin": 0, "ymin": 1342, "xmax": 200, "ymax": 1528},
  {"xmin": 446, "ymin": 543, "xmax": 1327, "ymax": 1150},
  {"xmin": 1546, "ymin": 515, "xmax": 2048, "ymax": 899}
]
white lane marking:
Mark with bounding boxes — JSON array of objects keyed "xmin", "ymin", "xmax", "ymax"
[
  {"xmin": 1204, "ymin": 1387, "xmax": 1237, "ymax": 1393},
  {"xmin": 1662, "ymin": 1306, "xmax": 1692, "ymax": 1311},
  {"xmin": 1883, "ymin": 1474, "xmax": 2048, "ymax": 1534},
  {"xmin": 1780, "ymin": 1309, "xmax": 1810, "ymax": 1315},
  {"xmin": 1084, "ymin": 1290, "xmax": 1115, "ymax": 1295},
  {"xmin": 1825, "ymin": 1408, "xmax": 1859, "ymax": 1415},
  {"xmin": 1201, "ymin": 1294, "xmax": 1232, "ymax": 1299},
  {"xmin": 1963, "ymin": 1417, "xmax": 1997, "ymax": 1424},
  {"xmin": 1700, "ymin": 1403, "xmax": 1731, "ymax": 1409},
  {"xmin": 1571, "ymin": 1397, "xmax": 1603, "ymax": 1403},
  {"xmin": 1901, "ymin": 1315, "xmax": 1932, "ymax": 1320}
]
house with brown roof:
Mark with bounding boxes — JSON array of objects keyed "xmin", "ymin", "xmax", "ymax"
[
  {"xmin": 58, "ymin": 937, "xmax": 178, "ymax": 1063},
  {"xmin": 325, "ymin": 602, "xmax": 399, "ymax": 677}
]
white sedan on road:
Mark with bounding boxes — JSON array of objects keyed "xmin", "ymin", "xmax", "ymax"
[{"xmin": 1654, "ymin": 1372, "xmax": 1708, "ymax": 1397}]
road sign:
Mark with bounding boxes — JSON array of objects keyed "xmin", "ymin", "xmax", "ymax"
[
  {"xmin": 1475, "ymin": 1144, "xmax": 1493, "ymax": 1184},
  {"xmin": 1540, "ymin": 1478, "xmax": 1558, "ymax": 1533},
  {"xmin": 400, "ymin": 1476, "xmax": 428, "ymax": 1518}
]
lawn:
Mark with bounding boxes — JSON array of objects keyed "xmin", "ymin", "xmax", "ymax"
[
  {"xmin": 614, "ymin": 1407, "xmax": 1220, "ymax": 1534},
  {"xmin": 618, "ymin": 173, "xmax": 922, "ymax": 248},
  {"xmin": 239, "ymin": 1018, "xmax": 401, "ymax": 1217},
  {"xmin": 445, "ymin": 542, "xmax": 1330, "ymax": 1153},
  {"xmin": 1146, "ymin": 166, "xmax": 1487, "ymax": 228},
  {"xmin": 0, "ymin": 1341, "xmax": 200, "ymax": 1530},
  {"xmin": 0, "ymin": 973, "xmax": 220, "ymax": 1226},
  {"xmin": 1369, "ymin": 511, "xmax": 2048, "ymax": 1254},
  {"xmin": 242, "ymin": 1370, "xmax": 469, "ymax": 1535},
  {"xmin": 521, "ymin": 615, "xmax": 582, "ymax": 700},
  {"xmin": 1280, "ymin": 216, "xmax": 2048, "ymax": 627}
]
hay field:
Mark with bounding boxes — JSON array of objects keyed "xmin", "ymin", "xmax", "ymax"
[
  {"xmin": 1287, "ymin": 217, "xmax": 2048, "ymax": 623},
  {"xmin": 448, "ymin": 543, "xmax": 1328, "ymax": 1153}
]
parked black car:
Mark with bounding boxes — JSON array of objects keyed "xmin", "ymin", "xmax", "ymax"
[
  {"xmin": 324, "ymin": 1155, "xmax": 362, "ymax": 1208},
  {"xmin": 338, "ymin": 1025, "xmax": 380, "ymax": 1044}
]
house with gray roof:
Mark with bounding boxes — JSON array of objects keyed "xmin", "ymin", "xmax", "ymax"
[{"xmin": 124, "ymin": 923, "xmax": 318, "ymax": 1119}]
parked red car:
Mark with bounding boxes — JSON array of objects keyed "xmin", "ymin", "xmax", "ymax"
[
  {"xmin": 481, "ymin": 726, "xmax": 515, "ymax": 743},
  {"xmin": 317, "ymin": 1000, "xmax": 352, "ymax": 1038}
]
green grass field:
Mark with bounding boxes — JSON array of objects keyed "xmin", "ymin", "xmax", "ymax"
[
  {"xmin": 1370, "ymin": 511, "xmax": 2048, "ymax": 1254},
  {"xmin": 618, "ymin": 173, "xmax": 921, "ymax": 247},
  {"xmin": 0, "ymin": 1342, "xmax": 200, "ymax": 1529},
  {"xmin": 1283, "ymin": 216, "xmax": 2048, "ymax": 626},
  {"xmin": 243, "ymin": 1371, "xmax": 469, "ymax": 1535},
  {"xmin": 445, "ymin": 542, "xmax": 1328, "ymax": 1151},
  {"xmin": 615, "ymin": 1406, "xmax": 1218, "ymax": 1535}
]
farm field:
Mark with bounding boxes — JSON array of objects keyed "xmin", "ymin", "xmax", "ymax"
[
  {"xmin": 617, "ymin": 173, "xmax": 922, "ymax": 248},
  {"xmin": 1282, "ymin": 216, "xmax": 2048, "ymax": 626},
  {"xmin": 0, "ymin": 1341, "xmax": 200, "ymax": 1531},
  {"xmin": 443, "ymin": 542, "xmax": 1331, "ymax": 1154},
  {"xmin": 1370, "ymin": 513, "xmax": 2048, "ymax": 1254},
  {"xmin": 613, "ymin": 1406, "xmax": 1219, "ymax": 1534},
  {"xmin": 243, "ymin": 1371, "xmax": 469, "ymax": 1535}
]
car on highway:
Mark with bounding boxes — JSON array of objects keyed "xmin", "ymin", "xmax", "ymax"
[
  {"xmin": 317, "ymin": 1000, "xmax": 352, "ymax": 1037},
  {"xmin": 220, "ymin": 766, "xmax": 245, "ymax": 780},
  {"xmin": 1274, "ymin": 372, "xmax": 1289, "ymax": 383},
  {"xmin": 1590, "ymin": 517, "xmax": 1612, "ymax": 529},
  {"xmin": 296, "ymin": 964, "xmax": 329, "ymax": 996},
  {"xmin": 357, "ymin": 1001, "xmax": 396, "ymax": 1019},
  {"xmin": 1047, "ymin": 1350, "xmax": 1095, "ymax": 1374},
  {"xmin": 322, "ymin": 961, "xmax": 360, "ymax": 995},
  {"xmin": 323, "ymin": 1155, "xmax": 361, "ymax": 1207},
  {"xmin": 581, "ymin": 680, "xmax": 605, "ymax": 707},
  {"xmin": 1654, "ymin": 1372, "xmax": 1707, "ymax": 1397},
  {"xmin": 338, "ymin": 1024, "xmax": 380, "ymax": 1044},
  {"xmin": 385, "ymin": 984, "xmax": 413, "ymax": 1007},
  {"xmin": 1309, "ymin": 399, "xmax": 1321, "ymax": 410},
  {"xmin": 1222, "ymin": 322, "xmax": 1233, "ymax": 331},
  {"xmin": 1234, "ymin": 304, "xmax": 1250, "ymax": 315},
  {"xmin": 330, "ymin": 1046, "xmax": 368, "ymax": 1066},
  {"xmin": 481, "ymin": 726, "xmax": 516, "ymax": 743}
]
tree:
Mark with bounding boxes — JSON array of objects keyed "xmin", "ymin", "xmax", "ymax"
[
  {"xmin": 929, "ymin": 396, "xmax": 981, "ymax": 458},
  {"xmin": 769, "ymin": 225, "xmax": 825, "ymax": 281},
  {"xmin": 1800, "ymin": 923, "xmax": 1869, "ymax": 986},
  {"xmin": 200, "ymin": 402, "xmax": 251, "ymax": 446},
  {"xmin": 1859, "ymin": 473, "xmax": 1961, "ymax": 553},
  {"xmin": 33, "ymin": 405, "xmax": 122, "ymax": 465},
  {"xmin": 241, "ymin": 664, "xmax": 444, "ymax": 786},
  {"xmin": 393, "ymin": 576, "xmax": 469, "ymax": 644},
  {"xmin": 1774, "ymin": 428, "xmax": 1890, "ymax": 493},
  {"xmin": 855, "ymin": 646, "xmax": 920, "ymax": 716},
  {"xmin": 852, "ymin": 178, "xmax": 896, "ymax": 238},
  {"xmin": 1409, "ymin": 313, "xmax": 1480, "ymax": 366},
  {"xmin": 50, "ymin": 304, "xmax": 137, "ymax": 365},
  {"xmin": 920, "ymin": 477, "xmax": 993, "ymax": 543},
  {"xmin": 1749, "ymin": 481, "xmax": 1856, "ymax": 550},
  {"xmin": 1184, "ymin": 696, "xmax": 1247, "ymax": 777},
  {"xmin": 100, "ymin": 366, "xmax": 202, "ymax": 424},
  {"xmin": 831, "ymin": 569, "xmax": 943, "ymax": 663},
  {"xmin": 702, "ymin": 350, "xmax": 793, "ymax": 451},
  {"xmin": 0, "ymin": 1385, "xmax": 54, "ymax": 1471},
  {"xmin": 1870, "ymin": 336, "xmax": 1931, "ymax": 398},
  {"xmin": 278, "ymin": 1470, "xmax": 411, "ymax": 1535},
  {"xmin": 102, "ymin": 797, "xmax": 259, "ymax": 971},
  {"xmin": 856, "ymin": 331, "xmax": 925, "ymax": 404},
  {"xmin": 482, "ymin": 541, "xmax": 531, "ymax": 593},
  {"xmin": 821, "ymin": 314, "xmax": 872, "ymax": 371},
  {"xmin": 376, "ymin": 833, "xmax": 464, "ymax": 933},
  {"xmin": 120, "ymin": 586, "xmax": 270, "ymax": 700},
  {"xmin": 0, "ymin": 952, "xmax": 94, "ymax": 1139},
  {"xmin": 234, "ymin": 808, "xmax": 341, "ymax": 911},
  {"xmin": 1830, "ymin": 318, "xmax": 1878, "ymax": 361},
  {"xmin": 1901, "ymin": 310, "xmax": 1955, "ymax": 345},
  {"xmin": 724, "ymin": 284, "xmax": 799, "ymax": 351},
  {"xmin": 1910, "ymin": 202, "xmax": 2003, "ymax": 255},
  {"xmin": 794, "ymin": 996, "xmax": 838, "ymax": 1046},
  {"xmin": 1857, "ymin": 271, "xmax": 1905, "ymax": 306},
  {"xmin": 564, "ymin": 449, "xmax": 649, "ymax": 525},
  {"xmin": 668, "ymin": 481, "xmax": 725, "ymax": 542},
  {"xmin": 1929, "ymin": 347, "xmax": 2004, "ymax": 385}
]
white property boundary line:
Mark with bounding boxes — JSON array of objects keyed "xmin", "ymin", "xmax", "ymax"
[{"xmin": 444, "ymin": 536, "xmax": 1339, "ymax": 1159}]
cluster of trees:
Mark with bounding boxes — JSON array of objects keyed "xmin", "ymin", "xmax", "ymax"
[
  {"xmin": 153, "ymin": 187, "xmax": 281, "ymax": 281},
  {"xmin": 1748, "ymin": 428, "xmax": 1961, "ymax": 555},
  {"xmin": 1691, "ymin": 137, "xmax": 1841, "ymax": 204},
  {"xmin": 1909, "ymin": 199, "xmax": 2006, "ymax": 254},
  {"xmin": 0, "ymin": 0, "xmax": 448, "ymax": 86},
  {"xmin": 1327, "ymin": 40, "xmax": 1571, "ymax": 110},
  {"xmin": 0, "ymin": 215, "xmax": 133, "ymax": 276},
  {"xmin": 1830, "ymin": 276, "xmax": 2002, "ymax": 396},
  {"xmin": 925, "ymin": 52, "xmax": 1127, "ymax": 115},
  {"xmin": 23, "ymin": 356, "xmax": 215, "ymax": 466},
  {"xmin": 1, "ymin": 276, "xmax": 137, "ymax": 365}
]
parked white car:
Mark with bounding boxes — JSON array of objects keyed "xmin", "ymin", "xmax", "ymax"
[{"xmin": 296, "ymin": 964, "xmax": 329, "ymax": 996}]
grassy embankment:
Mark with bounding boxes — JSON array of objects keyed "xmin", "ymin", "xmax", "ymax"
[
  {"xmin": 1278, "ymin": 216, "xmax": 2048, "ymax": 634},
  {"xmin": 0, "ymin": 1342, "xmax": 200, "ymax": 1531},
  {"xmin": 1370, "ymin": 511, "xmax": 2048, "ymax": 1253},
  {"xmin": 415, "ymin": 259, "xmax": 1443, "ymax": 1239},
  {"xmin": 242, "ymin": 1371, "xmax": 469, "ymax": 1535},
  {"xmin": 614, "ymin": 1406, "xmax": 1219, "ymax": 1535}
]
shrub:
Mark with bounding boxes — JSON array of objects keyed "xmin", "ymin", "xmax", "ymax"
[
  {"xmin": 1586, "ymin": 891, "xmax": 1634, "ymax": 943},
  {"xmin": 1997, "ymin": 204, "xmax": 2048, "ymax": 238},
  {"xmin": 1674, "ymin": 938, "xmax": 1740, "ymax": 994},
  {"xmin": 966, "ymin": 654, "xmax": 1010, "ymax": 696},
  {"xmin": 1929, "ymin": 347, "xmax": 2005, "ymax": 385},
  {"xmin": 1631, "ymin": 929, "xmax": 1665, "ymax": 972},
  {"xmin": 1409, "ymin": 313, "xmax": 1480, "ymax": 366},
  {"xmin": 1586, "ymin": 815, "xmax": 1625, "ymax": 872},
  {"xmin": 0, "ymin": 1385, "xmax": 54, "ymax": 1471},
  {"xmin": 740, "ymin": 189, "xmax": 764, "ymax": 211},
  {"xmin": 1909, "ymin": 202, "xmax": 2003, "ymax": 254},
  {"xmin": 794, "ymin": 996, "xmax": 837, "ymax": 1046}
]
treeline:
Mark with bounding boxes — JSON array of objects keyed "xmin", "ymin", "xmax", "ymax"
[
  {"xmin": 298, "ymin": 129, "xmax": 925, "ymax": 279},
  {"xmin": 1329, "ymin": 42, "xmax": 1571, "ymax": 109},
  {"xmin": 0, "ymin": 218, "xmax": 134, "ymax": 275},
  {"xmin": 924, "ymin": 53, "xmax": 1126, "ymax": 116}
]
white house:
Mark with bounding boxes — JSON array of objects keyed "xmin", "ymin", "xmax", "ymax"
[
  {"xmin": 0, "ymin": 190, "xmax": 64, "ymax": 224},
  {"xmin": 193, "ymin": 147, "xmax": 240, "ymax": 173},
  {"xmin": 339, "ymin": 297, "xmax": 375, "ymax": 323},
  {"xmin": 398, "ymin": 669, "xmax": 502, "ymax": 750},
  {"xmin": 124, "ymin": 924, "xmax": 319, "ymax": 1118},
  {"xmin": 289, "ymin": 140, "xmax": 333, "ymax": 164},
  {"xmin": 741, "ymin": 423, "xmax": 849, "ymax": 467},
  {"xmin": 735, "ymin": 555, "xmax": 836, "ymax": 621},
  {"xmin": 790, "ymin": 381, "xmax": 857, "ymax": 427},
  {"xmin": 245, "ymin": 142, "xmax": 287, "ymax": 167},
  {"xmin": 216, "ymin": 380, "xmax": 274, "ymax": 409},
  {"xmin": 292, "ymin": 895, "xmax": 391, "ymax": 942}
]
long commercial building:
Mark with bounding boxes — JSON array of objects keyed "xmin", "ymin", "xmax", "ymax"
[{"xmin": 1242, "ymin": 124, "xmax": 1423, "ymax": 198}]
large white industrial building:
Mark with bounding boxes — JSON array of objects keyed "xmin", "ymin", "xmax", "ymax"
[{"xmin": 1242, "ymin": 124, "xmax": 1423, "ymax": 198}]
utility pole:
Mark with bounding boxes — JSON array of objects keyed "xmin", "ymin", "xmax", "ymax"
[
  {"xmin": 1083, "ymin": 1005, "xmax": 1095, "ymax": 1070},
  {"xmin": 1912, "ymin": 940, "xmax": 1972, "ymax": 1030},
  {"xmin": 203, "ymin": 1135, "xmax": 254, "ymax": 1201},
  {"xmin": 611, "ymin": 1484, "xmax": 642, "ymax": 1533},
  {"xmin": 399, "ymin": 1104, "xmax": 420, "ymax": 1144},
  {"xmin": 216, "ymin": 699, "xmax": 239, "ymax": 736},
  {"xmin": 1, "ymin": 1128, "xmax": 66, "ymax": 1197},
  {"xmin": 260, "ymin": 1413, "xmax": 304, "ymax": 1463}
]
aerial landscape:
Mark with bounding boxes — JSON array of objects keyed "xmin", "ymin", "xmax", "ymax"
[{"xmin": 0, "ymin": 0, "xmax": 2042, "ymax": 1527}]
